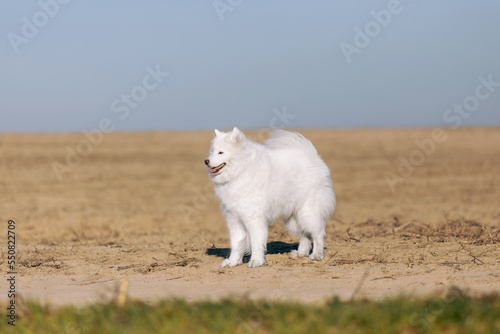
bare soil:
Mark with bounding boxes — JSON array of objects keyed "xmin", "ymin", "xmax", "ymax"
[{"xmin": 1, "ymin": 128, "xmax": 499, "ymax": 305}]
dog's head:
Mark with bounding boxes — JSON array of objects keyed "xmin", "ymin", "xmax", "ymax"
[{"xmin": 205, "ymin": 127, "xmax": 245, "ymax": 184}]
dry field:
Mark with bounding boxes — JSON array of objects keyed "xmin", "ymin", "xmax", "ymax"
[{"xmin": 1, "ymin": 128, "xmax": 499, "ymax": 305}]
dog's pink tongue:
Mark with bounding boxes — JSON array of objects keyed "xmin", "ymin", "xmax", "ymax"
[{"xmin": 210, "ymin": 167, "xmax": 216, "ymax": 173}]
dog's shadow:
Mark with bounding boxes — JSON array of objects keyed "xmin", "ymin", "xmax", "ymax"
[{"xmin": 206, "ymin": 241, "xmax": 299, "ymax": 258}]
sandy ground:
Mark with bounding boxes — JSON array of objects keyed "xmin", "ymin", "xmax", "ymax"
[{"xmin": 1, "ymin": 128, "xmax": 499, "ymax": 305}]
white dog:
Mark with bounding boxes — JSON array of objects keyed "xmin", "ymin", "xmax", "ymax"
[{"xmin": 205, "ymin": 128, "xmax": 335, "ymax": 268}]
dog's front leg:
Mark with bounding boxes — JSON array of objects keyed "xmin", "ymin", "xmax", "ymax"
[
  {"xmin": 246, "ymin": 220, "xmax": 268, "ymax": 268},
  {"xmin": 221, "ymin": 214, "xmax": 248, "ymax": 268}
]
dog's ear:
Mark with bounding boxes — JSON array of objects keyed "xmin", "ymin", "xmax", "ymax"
[
  {"xmin": 214, "ymin": 129, "xmax": 222, "ymax": 137},
  {"xmin": 229, "ymin": 127, "xmax": 242, "ymax": 144}
]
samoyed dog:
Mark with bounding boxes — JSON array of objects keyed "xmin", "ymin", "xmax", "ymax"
[{"xmin": 205, "ymin": 127, "xmax": 335, "ymax": 268}]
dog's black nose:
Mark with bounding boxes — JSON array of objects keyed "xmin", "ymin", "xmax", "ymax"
[{"xmin": 204, "ymin": 159, "xmax": 210, "ymax": 166}]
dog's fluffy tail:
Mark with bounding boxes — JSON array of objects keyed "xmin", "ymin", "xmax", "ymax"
[{"xmin": 264, "ymin": 129, "xmax": 318, "ymax": 154}]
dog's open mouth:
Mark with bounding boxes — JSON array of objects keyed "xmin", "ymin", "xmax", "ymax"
[{"xmin": 210, "ymin": 163, "xmax": 226, "ymax": 174}]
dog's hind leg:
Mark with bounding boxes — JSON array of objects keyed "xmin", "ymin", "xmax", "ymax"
[
  {"xmin": 296, "ymin": 205, "xmax": 327, "ymax": 261},
  {"xmin": 291, "ymin": 235, "xmax": 312, "ymax": 258},
  {"xmin": 285, "ymin": 216, "xmax": 312, "ymax": 258},
  {"xmin": 309, "ymin": 229, "xmax": 326, "ymax": 261}
]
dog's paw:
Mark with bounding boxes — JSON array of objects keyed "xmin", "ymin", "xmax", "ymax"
[
  {"xmin": 220, "ymin": 259, "xmax": 231, "ymax": 268},
  {"xmin": 247, "ymin": 258, "xmax": 266, "ymax": 268},
  {"xmin": 309, "ymin": 253, "xmax": 324, "ymax": 261},
  {"xmin": 220, "ymin": 258, "xmax": 242, "ymax": 268},
  {"xmin": 290, "ymin": 250, "xmax": 310, "ymax": 258}
]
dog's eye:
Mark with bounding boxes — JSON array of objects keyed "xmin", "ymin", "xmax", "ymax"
[{"xmin": 218, "ymin": 151, "xmax": 224, "ymax": 155}]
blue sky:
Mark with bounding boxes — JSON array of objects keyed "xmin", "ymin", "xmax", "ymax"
[{"xmin": 1, "ymin": 1, "xmax": 499, "ymax": 132}]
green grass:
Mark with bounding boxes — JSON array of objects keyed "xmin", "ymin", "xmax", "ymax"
[{"xmin": 2, "ymin": 288, "xmax": 499, "ymax": 334}]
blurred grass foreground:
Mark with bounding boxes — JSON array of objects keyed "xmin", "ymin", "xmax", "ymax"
[{"xmin": 2, "ymin": 288, "xmax": 499, "ymax": 334}]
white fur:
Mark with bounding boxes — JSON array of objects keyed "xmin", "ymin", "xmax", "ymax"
[{"xmin": 206, "ymin": 127, "xmax": 335, "ymax": 268}]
